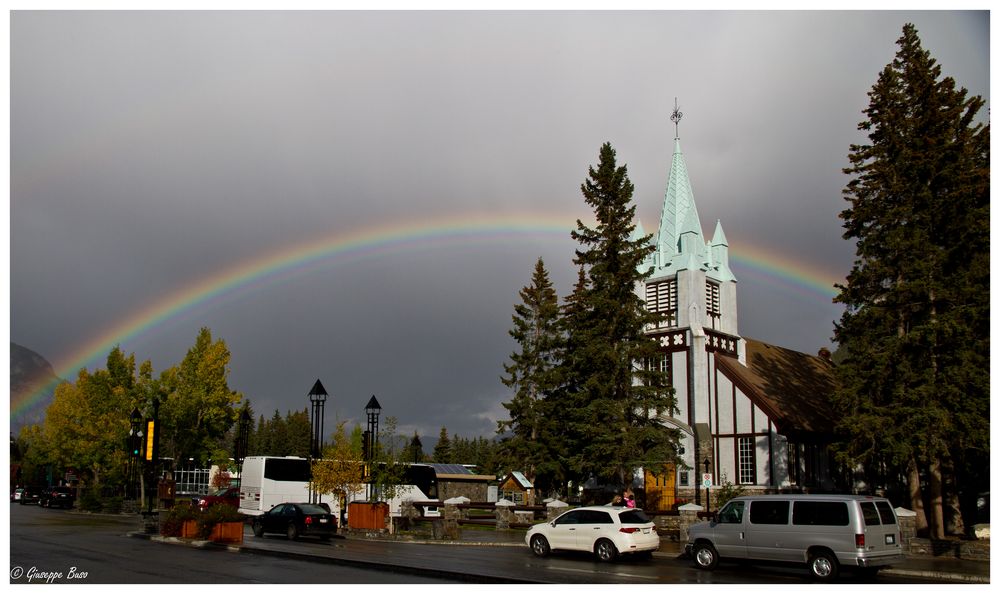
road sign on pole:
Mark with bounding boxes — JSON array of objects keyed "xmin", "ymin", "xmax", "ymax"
[{"xmin": 701, "ymin": 473, "xmax": 713, "ymax": 489}]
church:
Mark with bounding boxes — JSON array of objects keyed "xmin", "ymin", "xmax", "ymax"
[{"xmin": 636, "ymin": 110, "xmax": 840, "ymax": 510}]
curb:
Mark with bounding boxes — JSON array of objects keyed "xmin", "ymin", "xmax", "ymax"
[{"xmin": 881, "ymin": 568, "xmax": 989, "ymax": 584}]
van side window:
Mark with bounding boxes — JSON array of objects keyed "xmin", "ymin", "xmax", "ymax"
[
  {"xmin": 860, "ymin": 501, "xmax": 881, "ymax": 525},
  {"xmin": 875, "ymin": 501, "xmax": 897, "ymax": 525},
  {"xmin": 718, "ymin": 501, "xmax": 744, "ymax": 524},
  {"xmin": 792, "ymin": 501, "xmax": 849, "ymax": 526},
  {"xmin": 749, "ymin": 500, "xmax": 789, "ymax": 525}
]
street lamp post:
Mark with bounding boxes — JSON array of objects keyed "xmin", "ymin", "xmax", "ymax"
[
  {"xmin": 308, "ymin": 380, "xmax": 329, "ymax": 504},
  {"xmin": 128, "ymin": 408, "xmax": 142, "ymax": 501},
  {"xmin": 234, "ymin": 406, "xmax": 251, "ymax": 482},
  {"xmin": 364, "ymin": 395, "xmax": 381, "ymax": 501},
  {"xmin": 703, "ymin": 457, "xmax": 711, "ymax": 514}
]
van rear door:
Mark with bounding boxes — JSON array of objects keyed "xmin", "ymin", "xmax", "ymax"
[{"xmin": 859, "ymin": 500, "xmax": 899, "ymax": 554}]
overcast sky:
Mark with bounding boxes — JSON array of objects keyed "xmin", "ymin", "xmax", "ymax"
[{"xmin": 9, "ymin": 10, "xmax": 990, "ymax": 443}]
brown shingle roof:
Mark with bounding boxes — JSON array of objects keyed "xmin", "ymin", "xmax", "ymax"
[{"xmin": 715, "ymin": 337, "xmax": 839, "ymax": 438}]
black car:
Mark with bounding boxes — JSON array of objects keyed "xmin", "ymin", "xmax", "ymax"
[
  {"xmin": 18, "ymin": 488, "xmax": 40, "ymax": 505},
  {"xmin": 252, "ymin": 502, "xmax": 337, "ymax": 541},
  {"xmin": 39, "ymin": 486, "xmax": 76, "ymax": 509}
]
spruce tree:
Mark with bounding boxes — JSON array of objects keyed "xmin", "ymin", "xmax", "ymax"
[
  {"xmin": 565, "ymin": 142, "xmax": 679, "ymax": 490},
  {"xmin": 432, "ymin": 427, "xmax": 452, "ymax": 463},
  {"xmin": 833, "ymin": 24, "xmax": 988, "ymax": 538},
  {"xmin": 498, "ymin": 257, "xmax": 565, "ymax": 494}
]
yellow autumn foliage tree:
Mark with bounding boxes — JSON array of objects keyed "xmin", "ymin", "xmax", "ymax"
[{"xmin": 311, "ymin": 421, "xmax": 364, "ymax": 502}]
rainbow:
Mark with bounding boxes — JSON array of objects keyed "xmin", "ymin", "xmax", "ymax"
[
  {"xmin": 730, "ymin": 242, "xmax": 843, "ymax": 303},
  {"xmin": 11, "ymin": 214, "xmax": 844, "ymax": 422}
]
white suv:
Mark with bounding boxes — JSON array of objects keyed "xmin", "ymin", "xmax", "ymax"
[{"xmin": 525, "ymin": 505, "xmax": 659, "ymax": 562}]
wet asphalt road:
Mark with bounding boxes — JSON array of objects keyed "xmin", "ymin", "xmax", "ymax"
[
  {"xmin": 10, "ymin": 503, "xmax": 947, "ymax": 584},
  {"xmin": 9, "ymin": 504, "xmax": 455, "ymax": 584}
]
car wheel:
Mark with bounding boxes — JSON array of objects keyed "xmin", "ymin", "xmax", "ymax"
[
  {"xmin": 692, "ymin": 542, "xmax": 719, "ymax": 571},
  {"xmin": 594, "ymin": 539, "xmax": 618, "ymax": 562},
  {"xmin": 530, "ymin": 535, "xmax": 550, "ymax": 557},
  {"xmin": 286, "ymin": 522, "xmax": 299, "ymax": 540},
  {"xmin": 808, "ymin": 549, "xmax": 839, "ymax": 581},
  {"xmin": 252, "ymin": 521, "xmax": 264, "ymax": 537}
]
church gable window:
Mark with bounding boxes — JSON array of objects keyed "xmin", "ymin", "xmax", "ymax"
[
  {"xmin": 645, "ymin": 280, "xmax": 677, "ymax": 328},
  {"xmin": 738, "ymin": 436, "xmax": 756, "ymax": 485}
]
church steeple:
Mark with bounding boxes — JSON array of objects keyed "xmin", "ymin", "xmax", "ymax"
[{"xmin": 656, "ymin": 101, "xmax": 705, "ymax": 271}]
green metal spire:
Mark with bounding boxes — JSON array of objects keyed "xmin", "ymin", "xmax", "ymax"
[{"xmin": 657, "ymin": 137, "xmax": 704, "ymax": 265}]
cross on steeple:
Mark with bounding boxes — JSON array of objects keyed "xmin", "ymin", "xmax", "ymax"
[{"xmin": 670, "ymin": 97, "xmax": 683, "ymax": 139}]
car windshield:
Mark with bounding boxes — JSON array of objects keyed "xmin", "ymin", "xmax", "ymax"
[
  {"xmin": 297, "ymin": 504, "xmax": 328, "ymax": 515},
  {"xmin": 211, "ymin": 488, "xmax": 234, "ymax": 496},
  {"xmin": 618, "ymin": 509, "xmax": 652, "ymax": 524}
]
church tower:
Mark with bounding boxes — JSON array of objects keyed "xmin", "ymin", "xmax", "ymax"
[{"xmin": 637, "ymin": 102, "xmax": 743, "ymax": 506}]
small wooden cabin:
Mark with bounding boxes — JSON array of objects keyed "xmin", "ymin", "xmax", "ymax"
[{"xmin": 499, "ymin": 471, "xmax": 534, "ymax": 505}]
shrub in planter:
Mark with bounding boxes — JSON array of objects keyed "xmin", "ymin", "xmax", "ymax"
[
  {"xmin": 197, "ymin": 503, "xmax": 245, "ymax": 540},
  {"xmin": 160, "ymin": 503, "xmax": 199, "ymax": 537}
]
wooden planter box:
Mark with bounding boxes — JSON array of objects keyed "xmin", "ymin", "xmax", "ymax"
[
  {"xmin": 209, "ymin": 521, "xmax": 244, "ymax": 543},
  {"xmin": 349, "ymin": 502, "xmax": 389, "ymax": 530},
  {"xmin": 180, "ymin": 520, "xmax": 199, "ymax": 539}
]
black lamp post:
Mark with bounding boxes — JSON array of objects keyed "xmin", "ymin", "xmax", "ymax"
[
  {"xmin": 308, "ymin": 380, "xmax": 329, "ymax": 503},
  {"xmin": 364, "ymin": 395, "xmax": 381, "ymax": 501},
  {"xmin": 308, "ymin": 380, "xmax": 329, "ymax": 459},
  {"xmin": 703, "ymin": 457, "xmax": 711, "ymax": 514},
  {"xmin": 128, "ymin": 408, "xmax": 142, "ymax": 500},
  {"xmin": 234, "ymin": 406, "xmax": 251, "ymax": 481}
]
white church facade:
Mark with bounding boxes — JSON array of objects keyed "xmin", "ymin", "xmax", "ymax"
[{"xmin": 636, "ymin": 119, "xmax": 840, "ymax": 509}]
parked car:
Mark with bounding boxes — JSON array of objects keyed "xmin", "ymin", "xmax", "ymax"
[
  {"xmin": 18, "ymin": 488, "xmax": 41, "ymax": 505},
  {"xmin": 685, "ymin": 494, "xmax": 904, "ymax": 581},
  {"xmin": 194, "ymin": 486, "xmax": 240, "ymax": 511},
  {"xmin": 252, "ymin": 502, "xmax": 337, "ymax": 541},
  {"xmin": 39, "ymin": 486, "xmax": 76, "ymax": 509},
  {"xmin": 12, "ymin": 488, "xmax": 26, "ymax": 502},
  {"xmin": 525, "ymin": 505, "xmax": 659, "ymax": 562}
]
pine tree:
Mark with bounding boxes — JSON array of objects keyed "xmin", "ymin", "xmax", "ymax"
[
  {"xmin": 498, "ymin": 257, "xmax": 565, "ymax": 494},
  {"xmin": 404, "ymin": 431, "xmax": 425, "ymax": 463},
  {"xmin": 833, "ymin": 23, "xmax": 989, "ymax": 539},
  {"xmin": 432, "ymin": 427, "xmax": 452, "ymax": 463},
  {"xmin": 565, "ymin": 142, "xmax": 679, "ymax": 490}
]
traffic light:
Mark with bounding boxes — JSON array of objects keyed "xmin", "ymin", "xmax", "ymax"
[
  {"xmin": 127, "ymin": 428, "xmax": 143, "ymax": 459},
  {"xmin": 144, "ymin": 419, "xmax": 156, "ymax": 462}
]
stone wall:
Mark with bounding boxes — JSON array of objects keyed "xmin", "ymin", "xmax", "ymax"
[{"xmin": 438, "ymin": 480, "xmax": 488, "ymax": 502}]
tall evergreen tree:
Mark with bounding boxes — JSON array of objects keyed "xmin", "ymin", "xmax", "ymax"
[
  {"xmin": 404, "ymin": 431, "xmax": 425, "ymax": 463},
  {"xmin": 833, "ymin": 23, "xmax": 989, "ymax": 539},
  {"xmin": 432, "ymin": 427, "xmax": 452, "ymax": 463},
  {"xmin": 497, "ymin": 257, "xmax": 566, "ymax": 494},
  {"xmin": 564, "ymin": 142, "xmax": 679, "ymax": 489}
]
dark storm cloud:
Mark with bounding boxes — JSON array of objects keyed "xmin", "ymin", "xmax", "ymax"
[{"xmin": 10, "ymin": 10, "xmax": 989, "ymax": 440}]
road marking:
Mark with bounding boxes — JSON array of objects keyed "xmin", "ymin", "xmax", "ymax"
[{"xmin": 540, "ymin": 566, "xmax": 660, "ymax": 580}]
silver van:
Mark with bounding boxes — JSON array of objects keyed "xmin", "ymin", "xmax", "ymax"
[{"xmin": 685, "ymin": 494, "xmax": 904, "ymax": 581}]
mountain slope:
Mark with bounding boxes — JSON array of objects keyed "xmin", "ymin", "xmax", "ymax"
[{"xmin": 10, "ymin": 342, "xmax": 61, "ymax": 434}]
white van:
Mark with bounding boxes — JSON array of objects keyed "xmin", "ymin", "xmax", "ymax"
[{"xmin": 685, "ymin": 494, "xmax": 905, "ymax": 581}]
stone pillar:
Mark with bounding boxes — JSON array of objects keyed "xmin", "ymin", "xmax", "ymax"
[
  {"xmin": 442, "ymin": 496, "xmax": 468, "ymax": 540},
  {"xmin": 546, "ymin": 499, "xmax": 569, "ymax": 521},
  {"xmin": 495, "ymin": 498, "xmax": 515, "ymax": 531},
  {"xmin": 678, "ymin": 503, "xmax": 704, "ymax": 545},
  {"xmin": 895, "ymin": 507, "xmax": 916, "ymax": 554}
]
